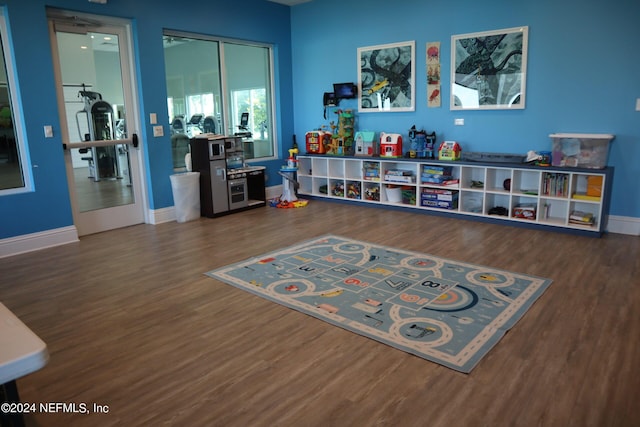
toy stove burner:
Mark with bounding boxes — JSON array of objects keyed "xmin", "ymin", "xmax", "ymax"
[{"xmin": 228, "ymin": 171, "xmax": 247, "ymax": 180}]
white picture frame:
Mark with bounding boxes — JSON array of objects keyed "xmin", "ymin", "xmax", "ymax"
[
  {"xmin": 358, "ymin": 40, "xmax": 415, "ymax": 113},
  {"xmin": 451, "ymin": 26, "xmax": 528, "ymax": 110}
]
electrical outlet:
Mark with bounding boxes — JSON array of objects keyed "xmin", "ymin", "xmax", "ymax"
[
  {"xmin": 454, "ymin": 118, "xmax": 464, "ymax": 126},
  {"xmin": 153, "ymin": 125, "xmax": 164, "ymax": 137}
]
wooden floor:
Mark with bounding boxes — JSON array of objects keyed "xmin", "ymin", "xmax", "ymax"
[{"xmin": 1, "ymin": 201, "xmax": 639, "ymax": 426}]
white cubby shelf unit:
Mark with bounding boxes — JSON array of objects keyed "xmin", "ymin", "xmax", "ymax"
[{"xmin": 297, "ymin": 155, "xmax": 613, "ymax": 237}]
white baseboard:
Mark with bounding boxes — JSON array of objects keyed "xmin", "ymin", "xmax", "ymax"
[
  {"xmin": 150, "ymin": 185, "xmax": 282, "ymax": 224},
  {"xmin": 606, "ymin": 215, "xmax": 640, "ymax": 236},
  {"xmin": 0, "ymin": 226, "xmax": 79, "ymax": 259},
  {"xmin": 148, "ymin": 206, "xmax": 176, "ymax": 224},
  {"xmin": 266, "ymin": 185, "xmax": 282, "ymax": 200}
]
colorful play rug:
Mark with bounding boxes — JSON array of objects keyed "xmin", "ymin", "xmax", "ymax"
[{"xmin": 206, "ymin": 235, "xmax": 552, "ymax": 373}]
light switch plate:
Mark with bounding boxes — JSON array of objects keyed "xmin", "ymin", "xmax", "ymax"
[
  {"xmin": 454, "ymin": 118, "xmax": 464, "ymax": 126},
  {"xmin": 44, "ymin": 125, "xmax": 53, "ymax": 138},
  {"xmin": 153, "ymin": 125, "xmax": 164, "ymax": 137},
  {"xmin": 636, "ymin": 98, "xmax": 640, "ymax": 111},
  {"xmin": 150, "ymin": 113, "xmax": 157, "ymax": 124}
]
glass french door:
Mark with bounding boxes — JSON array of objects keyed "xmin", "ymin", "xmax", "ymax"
[{"xmin": 48, "ymin": 11, "xmax": 145, "ymax": 236}]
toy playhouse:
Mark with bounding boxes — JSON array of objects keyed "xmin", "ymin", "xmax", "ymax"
[
  {"xmin": 438, "ymin": 141, "xmax": 461, "ymax": 161},
  {"xmin": 354, "ymin": 131, "xmax": 376, "ymax": 156},
  {"xmin": 305, "ymin": 130, "xmax": 328, "ymax": 154},
  {"xmin": 380, "ymin": 132, "xmax": 403, "ymax": 158}
]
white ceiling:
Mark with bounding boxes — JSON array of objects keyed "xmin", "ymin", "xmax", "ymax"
[{"xmin": 266, "ymin": 0, "xmax": 313, "ymax": 5}]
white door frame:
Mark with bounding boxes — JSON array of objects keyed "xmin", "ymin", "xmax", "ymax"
[{"xmin": 48, "ymin": 10, "xmax": 149, "ymax": 236}]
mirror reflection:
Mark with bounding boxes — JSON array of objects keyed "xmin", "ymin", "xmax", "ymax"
[{"xmin": 0, "ymin": 32, "xmax": 24, "ymax": 191}]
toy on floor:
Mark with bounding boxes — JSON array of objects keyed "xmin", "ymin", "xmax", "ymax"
[
  {"xmin": 269, "ymin": 197, "xmax": 308, "ymax": 208},
  {"xmin": 271, "ymin": 146, "xmax": 308, "ymax": 208}
]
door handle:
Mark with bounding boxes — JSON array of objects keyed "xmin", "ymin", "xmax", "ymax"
[{"xmin": 132, "ymin": 133, "xmax": 139, "ymax": 148}]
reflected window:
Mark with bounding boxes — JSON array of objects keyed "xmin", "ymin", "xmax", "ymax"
[
  {"xmin": 163, "ymin": 33, "xmax": 275, "ymax": 169},
  {"xmin": 0, "ymin": 12, "xmax": 29, "ymax": 193},
  {"xmin": 224, "ymin": 42, "xmax": 274, "ymax": 160}
]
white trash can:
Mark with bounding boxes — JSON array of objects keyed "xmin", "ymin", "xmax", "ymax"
[{"xmin": 170, "ymin": 172, "xmax": 201, "ymax": 223}]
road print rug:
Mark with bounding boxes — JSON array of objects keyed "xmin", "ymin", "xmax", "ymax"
[{"xmin": 206, "ymin": 235, "xmax": 552, "ymax": 373}]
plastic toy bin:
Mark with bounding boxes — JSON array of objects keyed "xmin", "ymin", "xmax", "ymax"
[{"xmin": 550, "ymin": 133, "xmax": 614, "ymax": 169}]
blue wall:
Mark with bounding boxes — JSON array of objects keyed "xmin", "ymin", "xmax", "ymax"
[
  {"xmin": 0, "ymin": 0, "xmax": 293, "ymax": 239},
  {"xmin": 290, "ymin": 0, "xmax": 640, "ymax": 219},
  {"xmin": 1, "ymin": 0, "xmax": 639, "ymax": 241}
]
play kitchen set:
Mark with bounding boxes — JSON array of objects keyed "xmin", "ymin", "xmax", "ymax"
[
  {"xmin": 189, "ymin": 134, "xmax": 266, "ymax": 217},
  {"xmin": 299, "ymin": 129, "xmax": 615, "ymax": 236}
]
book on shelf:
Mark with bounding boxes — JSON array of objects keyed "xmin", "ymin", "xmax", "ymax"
[
  {"xmin": 572, "ymin": 193, "xmax": 601, "ymax": 202},
  {"xmin": 422, "ymin": 175, "xmax": 453, "ymax": 184},
  {"xmin": 385, "ymin": 175, "xmax": 415, "ymax": 183},
  {"xmin": 385, "ymin": 169, "xmax": 414, "ymax": 183},
  {"xmin": 542, "ymin": 173, "xmax": 568, "ymax": 197},
  {"xmin": 569, "ymin": 210, "xmax": 595, "ymax": 225},
  {"xmin": 385, "ymin": 169, "xmax": 413, "ymax": 176},
  {"xmin": 363, "ymin": 163, "xmax": 380, "ymax": 181}
]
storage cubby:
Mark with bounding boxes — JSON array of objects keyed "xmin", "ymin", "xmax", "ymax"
[
  {"xmin": 511, "ymin": 195, "xmax": 538, "ymax": 220},
  {"xmin": 328, "ymin": 160, "xmax": 344, "ymax": 178},
  {"xmin": 512, "ymin": 170, "xmax": 540, "ymax": 196},
  {"xmin": 485, "ymin": 193, "xmax": 510, "ymax": 216},
  {"xmin": 297, "ymin": 155, "xmax": 612, "ymax": 236},
  {"xmin": 381, "ymin": 184, "xmax": 400, "ymax": 204},
  {"xmin": 381, "ymin": 162, "xmax": 417, "ymax": 184},
  {"xmin": 538, "ymin": 197, "xmax": 569, "ymax": 226},
  {"xmin": 363, "ymin": 181, "xmax": 381, "ymax": 201},
  {"xmin": 346, "ymin": 180, "xmax": 361, "ymax": 199},
  {"xmin": 298, "ymin": 157, "xmax": 313, "ymax": 176},
  {"xmin": 419, "ymin": 164, "xmax": 460, "ymax": 187},
  {"xmin": 486, "ymin": 168, "xmax": 512, "ymax": 192},
  {"xmin": 541, "ymin": 172, "xmax": 570, "ymax": 198},
  {"xmin": 570, "ymin": 173, "xmax": 603, "ymax": 202},
  {"xmin": 362, "ymin": 161, "xmax": 381, "ymax": 181},
  {"xmin": 569, "ymin": 200, "xmax": 602, "ymax": 229},
  {"xmin": 460, "ymin": 191, "xmax": 484, "ymax": 214},
  {"xmin": 420, "ymin": 187, "xmax": 458, "ymax": 210},
  {"xmin": 345, "ymin": 159, "xmax": 362, "ymax": 180},
  {"xmin": 460, "ymin": 166, "xmax": 486, "ymax": 190},
  {"xmin": 401, "ymin": 186, "xmax": 417, "ymax": 205},
  {"xmin": 311, "ymin": 157, "xmax": 327, "ymax": 177},
  {"xmin": 298, "ymin": 175, "xmax": 313, "ymax": 194},
  {"xmin": 314, "ymin": 177, "xmax": 329, "ymax": 196},
  {"xmin": 329, "ymin": 179, "xmax": 345, "ymax": 197}
]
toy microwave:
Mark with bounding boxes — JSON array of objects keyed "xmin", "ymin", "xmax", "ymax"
[
  {"xmin": 438, "ymin": 141, "xmax": 461, "ymax": 161},
  {"xmin": 380, "ymin": 132, "xmax": 403, "ymax": 158}
]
